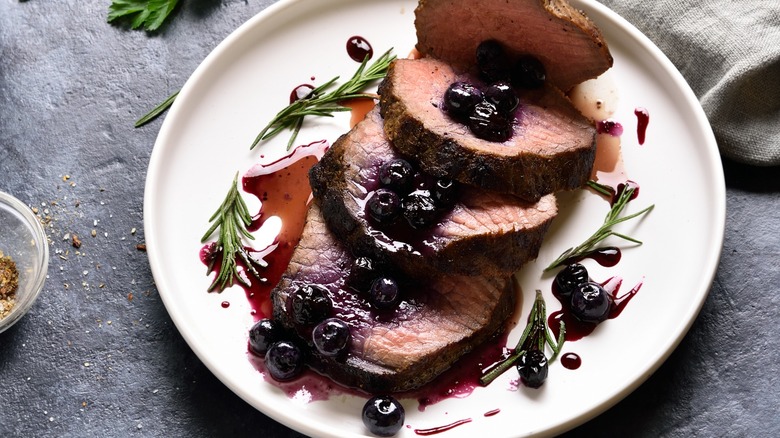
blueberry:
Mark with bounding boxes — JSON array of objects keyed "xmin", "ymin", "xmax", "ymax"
[
  {"xmin": 362, "ymin": 395, "xmax": 405, "ymax": 437},
  {"xmin": 554, "ymin": 263, "xmax": 589, "ymax": 298},
  {"xmin": 484, "ymin": 81, "xmax": 519, "ymax": 113},
  {"xmin": 431, "ymin": 178, "xmax": 458, "ymax": 208},
  {"xmin": 512, "ymin": 55, "xmax": 546, "ymax": 89},
  {"xmin": 443, "ymin": 82, "xmax": 483, "ymax": 119},
  {"xmin": 367, "ymin": 188, "xmax": 401, "ymax": 224},
  {"xmin": 476, "ymin": 40, "xmax": 511, "ymax": 82},
  {"xmin": 369, "ymin": 277, "xmax": 400, "ymax": 310},
  {"xmin": 265, "ymin": 341, "xmax": 304, "ymax": 381},
  {"xmin": 401, "ymin": 190, "xmax": 438, "ymax": 229},
  {"xmin": 347, "ymin": 256, "xmax": 377, "ymax": 292},
  {"xmin": 312, "ymin": 318, "xmax": 351, "ymax": 357},
  {"xmin": 379, "ymin": 159, "xmax": 415, "ymax": 195},
  {"xmin": 468, "ymin": 101, "xmax": 512, "ymax": 142},
  {"xmin": 570, "ymin": 281, "xmax": 612, "ymax": 323},
  {"xmin": 287, "ymin": 284, "xmax": 332, "ymax": 326},
  {"xmin": 516, "ymin": 349, "xmax": 548, "ymax": 388},
  {"xmin": 248, "ymin": 318, "xmax": 284, "ymax": 356}
]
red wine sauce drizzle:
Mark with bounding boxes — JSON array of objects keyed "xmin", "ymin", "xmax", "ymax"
[
  {"xmin": 200, "ymin": 140, "xmax": 329, "ymax": 318},
  {"xmin": 410, "ymin": 334, "xmax": 508, "ymax": 411},
  {"xmin": 561, "ymin": 352, "xmax": 581, "ymax": 370},
  {"xmin": 590, "ymin": 180, "xmax": 640, "ymax": 206},
  {"xmin": 634, "ymin": 107, "xmax": 649, "ymax": 145},
  {"xmin": 241, "ymin": 140, "xmax": 329, "ymax": 318},
  {"xmin": 565, "ymin": 246, "xmax": 622, "ymax": 267},
  {"xmin": 597, "ymin": 119, "xmax": 623, "ymax": 136},
  {"xmin": 289, "ymin": 84, "xmax": 314, "ymax": 104},
  {"xmin": 415, "ymin": 418, "xmax": 473, "ymax": 436},
  {"xmin": 484, "ymin": 408, "xmax": 500, "ymax": 417},
  {"xmin": 346, "ymin": 35, "xmax": 373, "ymax": 62}
]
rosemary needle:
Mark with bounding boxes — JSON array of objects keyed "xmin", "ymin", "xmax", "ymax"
[
  {"xmin": 201, "ymin": 173, "xmax": 266, "ymax": 292},
  {"xmin": 135, "ymin": 90, "xmax": 179, "ymax": 128},
  {"xmin": 251, "ymin": 49, "xmax": 396, "ymax": 150},
  {"xmin": 544, "ymin": 181, "xmax": 655, "ymax": 272}
]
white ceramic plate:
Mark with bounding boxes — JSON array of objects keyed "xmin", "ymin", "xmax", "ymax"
[{"xmin": 144, "ymin": 0, "xmax": 725, "ymax": 436}]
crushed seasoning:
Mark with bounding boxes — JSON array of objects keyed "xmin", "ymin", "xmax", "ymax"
[{"xmin": 0, "ymin": 251, "xmax": 20, "ymax": 318}]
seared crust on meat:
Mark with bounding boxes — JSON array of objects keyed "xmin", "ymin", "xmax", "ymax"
[
  {"xmin": 379, "ymin": 58, "xmax": 596, "ymax": 202},
  {"xmin": 309, "ymin": 107, "xmax": 557, "ymax": 278},
  {"xmin": 271, "ymin": 203, "xmax": 515, "ymax": 392},
  {"xmin": 415, "ymin": 0, "xmax": 613, "ymax": 91}
]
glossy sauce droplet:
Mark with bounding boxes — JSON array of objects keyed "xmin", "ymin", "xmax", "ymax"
[
  {"xmin": 582, "ymin": 247, "xmax": 622, "ymax": 267},
  {"xmin": 484, "ymin": 408, "xmax": 500, "ymax": 417},
  {"xmin": 561, "ymin": 352, "xmax": 582, "ymax": 370},
  {"xmin": 634, "ymin": 107, "xmax": 649, "ymax": 145},
  {"xmin": 415, "ymin": 418, "xmax": 472, "ymax": 436},
  {"xmin": 597, "ymin": 119, "xmax": 624, "ymax": 136},
  {"xmin": 346, "ymin": 36, "xmax": 373, "ymax": 62},
  {"xmin": 611, "ymin": 180, "xmax": 640, "ymax": 205},
  {"xmin": 341, "ymin": 98, "xmax": 376, "ymax": 128},
  {"xmin": 221, "ymin": 301, "xmax": 230, "ymax": 308},
  {"xmin": 200, "ymin": 141, "xmax": 330, "ymax": 319},
  {"xmin": 289, "ymin": 84, "xmax": 314, "ymax": 104}
]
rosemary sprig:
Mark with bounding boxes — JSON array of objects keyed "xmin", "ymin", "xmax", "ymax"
[
  {"xmin": 201, "ymin": 173, "xmax": 266, "ymax": 291},
  {"xmin": 480, "ymin": 289, "xmax": 565, "ymax": 386},
  {"xmin": 251, "ymin": 49, "xmax": 396, "ymax": 150},
  {"xmin": 544, "ymin": 181, "xmax": 655, "ymax": 272},
  {"xmin": 135, "ymin": 90, "xmax": 179, "ymax": 127}
]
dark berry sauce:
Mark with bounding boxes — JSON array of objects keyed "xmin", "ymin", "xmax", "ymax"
[
  {"xmin": 415, "ymin": 418, "xmax": 473, "ymax": 436},
  {"xmin": 200, "ymin": 140, "xmax": 329, "ymax": 318},
  {"xmin": 565, "ymin": 246, "xmax": 622, "ymax": 267},
  {"xmin": 484, "ymin": 408, "xmax": 500, "ymax": 417},
  {"xmin": 221, "ymin": 301, "xmax": 230, "ymax": 308},
  {"xmin": 590, "ymin": 180, "xmax": 641, "ymax": 206},
  {"xmin": 245, "ymin": 316, "xmax": 510, "ymax": 407},
  {"xmin": 346, "ymin": 35, "xmax": 373, "ymax": 62},
  {"xmin": 634, "ymin": 107, "xmax": 649, "ymax": 145},
  {"xmin": 411, "ymin": 335, "xmax": 508, "ymax": 411},
  {"xmin": 597, "ymin": 119, "xmax": 624, "ymax": 136},
  {"xmin": 549, "ymin": 276, "xmax": 643, "ymax": 342},
  {"xmin": 560, "ymin": 352, "xmax": 581, "ymax": 370},
  {"xmin": 289, "ymin": 84, "xmax": 314, "ymax": 104}
]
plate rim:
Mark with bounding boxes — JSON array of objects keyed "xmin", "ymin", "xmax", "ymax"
[{"xmin": 143, "ymin": 0, "xmax": 726, "ymax": 436}]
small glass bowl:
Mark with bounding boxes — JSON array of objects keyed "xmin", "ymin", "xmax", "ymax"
[{"xmin": 0, "ymin": 191, "xmax": 49, "ymax": 333}]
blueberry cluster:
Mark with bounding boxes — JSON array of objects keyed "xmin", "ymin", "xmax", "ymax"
[
  {"xmin": 348, "ymin": 256, "xmax": 401, "ymax": 310},
  {"xmin": 442, "ymin": 40, "xmax": 547, "ymax": 142},
  {"xmin": 248, "ymin": 284, "xmax": 352, "ymax": 382},
  {"xmin": 248, "ymin": 318, "xmax": 303, "ymax": 381},
  {"xmin": 366, "ymin": 158, "xmax": 458, "ymax": 230},
  {"xmin": 554, "ymin": 263, "xmax": 613, "ymax": 323}
]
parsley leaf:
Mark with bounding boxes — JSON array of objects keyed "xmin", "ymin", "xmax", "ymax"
[{"xmin": 108, "ymin": 0, "xmax": 180, "ymax": 31}]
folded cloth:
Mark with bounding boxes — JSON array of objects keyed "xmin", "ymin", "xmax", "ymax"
[{"xmin": 599, "ymin": 0, "xmax": 780, "ymax": 166}]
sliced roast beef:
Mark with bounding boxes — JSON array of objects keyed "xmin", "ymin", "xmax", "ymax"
[
  {"xmin": 415, "ymin": 0, "xmax": 613, "ymax": 91},
  {"xmin": 309, "ymin": 107, "xmax": 557, "ymax": 278},
  {"xmin": 378, "ymin": 57, "xmax": 596, "ymax": 201},
  {"xmin": 271, "ymin": 202, "xmax": 514, "ymax": 392}
]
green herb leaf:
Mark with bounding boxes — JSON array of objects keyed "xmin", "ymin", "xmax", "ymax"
[
  {"xmin": 479, "ymin": 287, "xmax": 563, "ymax": 386},
  {"xmin": 251, "ymin": 49, "xmax": 396, "ymax": 151},
  {"xmin": 544, "ymin": 181, "xmax": 655, "ymax": 272},
  {"xmin": 135, "ymin": 90, "xmax": 179, "ymax": 127},
  {"xmin": 108, "ymin": 0, "xmax": 180, "ymax": 32},
  {"xmin": 201, "ymin": 173, "xmax": 266, "ymax": 292}
]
